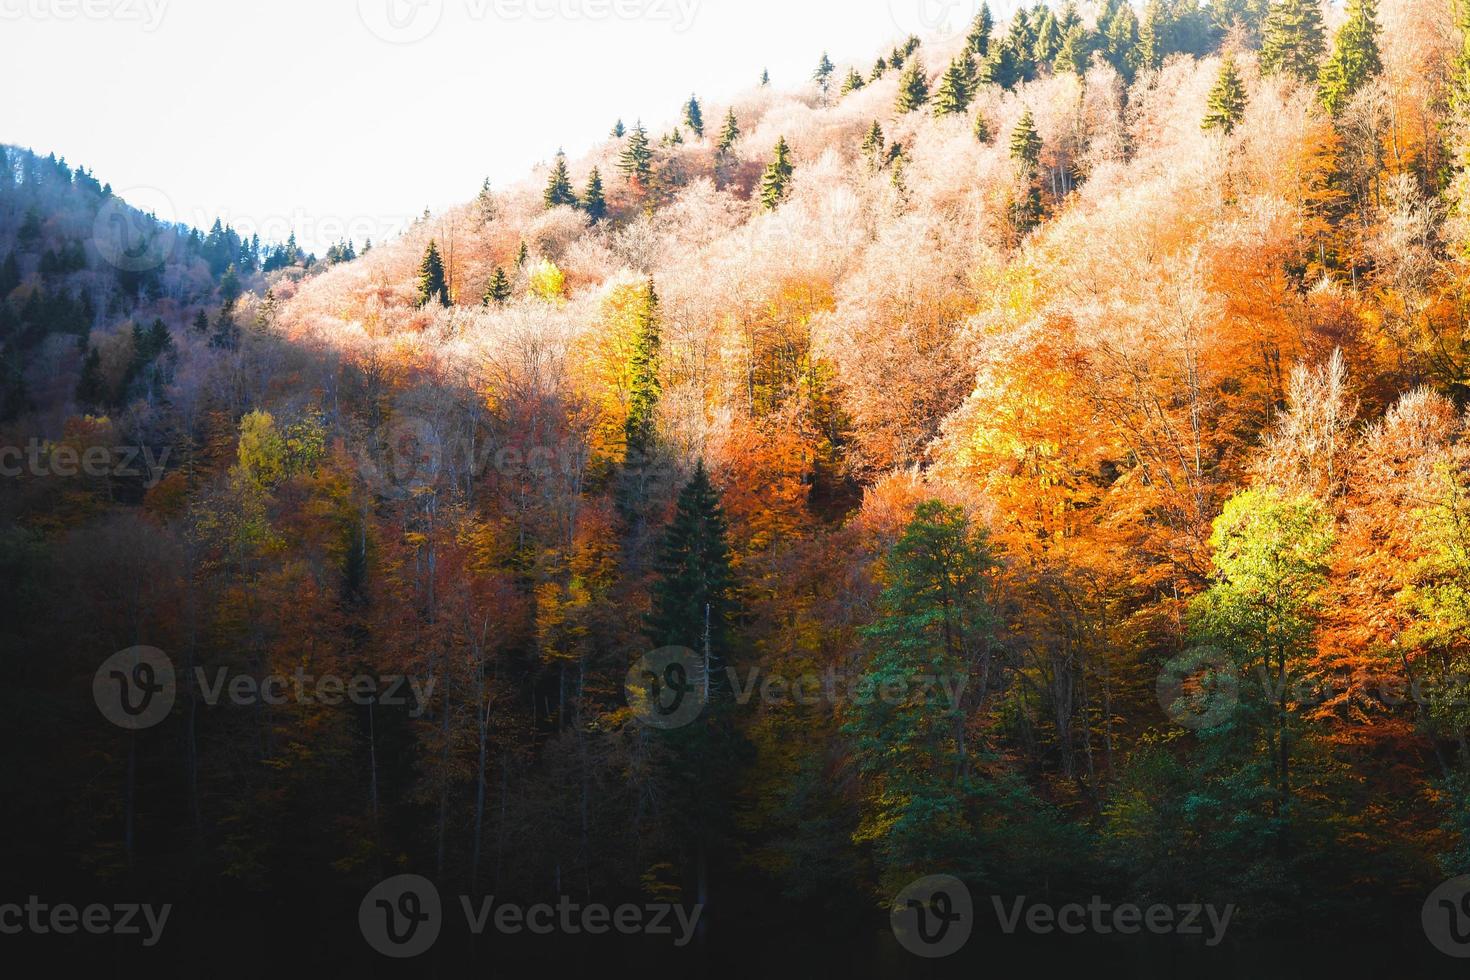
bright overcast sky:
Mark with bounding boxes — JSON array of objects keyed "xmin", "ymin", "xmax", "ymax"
[{"xmin": 2, "ymin": 0, "xmax": 1023, "ymax": 253}]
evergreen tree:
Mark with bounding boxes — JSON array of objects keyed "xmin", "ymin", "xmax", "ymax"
[
  {"xmin": 582, "ymin": 168, "xmax": 607, "ymax": 223},
  {"xmin": 483, "ymin": 267, "xmax": 512, "ymax": 306},
  {"xmin": 760, "ymin": 67, "xmax": 770, "ymax": 86},
  {"xmin": 684, "ymin": 94, "xmax": 705, "ymax": 138},
  {"xmin": 717, "ymin": 108, "xmax": 741, "ymax": 154},
  {"xmin": 611, "ymin": 119, "xmax": 626, "ymax": 138},
  {"xmin": 516, "ymin": 240, "xmax": 529, "ymax": 267},
  {"xmin": 814, "ymin": 51, "xmax": 836, "ymax": 101},
  {"xmin": 760, "ymin": 137, "xmax": 795, "ymax": 211},
  {"xmin": 543, "ymin": 150, "xmax": 578, "ymax": 209},
  {"xmin": 1260, "ymin": 0, "xmax": 1326, "ymax": 84},
  {"xmin": 643, "ymin": 459, "xmax": 735, "ymax": 664},
  {"xmin": 1104, "ymin": 2, "xmax": 1142, "ymax": 81},
  {"xmin": 618, "ymin": 121, "xmax": 654, "ymax": 186},
  {"xmin": 1138, "ymin": 0, "xmax": 1168, "ymax": 72},
  {"xmin": 983, "ymin": 40, "xmax": 1024, "ymax": 90},
  {"xmin": 625, "ymin": 277, "xmax": 661, "ymax": 460},
  {"xmin": 75, "ymin": 346, "xmax": 103, "ymax": 406},
  {"xmin": 1202, "ymin": 55, "xmax": 1249, "ymax": 134},
  {"xmin": 1318, "ymin": 0, "xmax": 1381, "ymax": 116},
  {"xmin": 417, "ymin": 240, "xmax": 449, "ymax": 308},
  {"xmin": 968, "ymin": 3, "xmax": 994, "ymax": 57},
  {"xmin": 1032, "ymin": 6, "xmax": 1063, "ymax": 66},
  {"xmin": 1054, "ymin": 23, "xmax": 1089, "ymax": 74},
  {"xmin": 1010, "ymin": 108, "xmax": 1042, "ymax": 170},
  {"xmin": 192, "ymin": 308, "xmax": 209, "ymax": 334},
  {"xmin": 933, "ymin": 56, "xmax": 974, "ymax": 118},
  {"xmin": 841, "ymin": 67, "xmax": 866, "ymax": 95},
  {"xmin": 862, "ymin": 120, "xmax": 887, "ymax": 169},
  {"xmin": 975, "ymin": 111, "xmax": 993, "ymax": 143},
  {"xmin": 895, "ymin": 58, "xmax": 930, "ymax": 113},
  {"xmin": 871, "ymin": 56, "xmax": 888, "ymax": 80}
]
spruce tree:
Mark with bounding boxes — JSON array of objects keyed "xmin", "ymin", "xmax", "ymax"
[
  {"xmin": 543, "ymin": 151, "xmax": 578, "ymax": 209},
  {"xmin": 76, "ymin": 346, "xmax": 103, "ymax": 406},
  {"xmin": 417, "ymin": 240, "xmax": 449, "ymax": 308},
  {"xmin": 1318, "ymin": 0, "xmax": 1381, "ymax": 116},
  {"xmin": 1202, "ymin": 55, "xmax": 1249, "ymax": 134},
  {"xmin": 968, "ymin": 3, "xmax": 994, "ymax": 57},
  {"xmin": 814, "ymin": 51, "xmax": 836, "ymax": 101},
  {"xmin": 644, "ymin": 460, "xmax": 735, "ymax": 664},
  {"xmin": 582, "ymin": 168, "xmax": 607, "ymax": 223},
  {"xmin": 862, "ymin": 120, "xmax": 887, "ymax": 169},
  {"xmin": 1104, "ymin": 3, "xmax": 1142, "ymax": 81},
  {"xmin": 975, "ymin": 112, "xmax": 992, "ymax": 143},
  {"xmin": 611, "ymin": 119, "xmax": 626, "ymax": 138},
  {"xmin": 1054, "ymin": 23, "xmax": 1089, "ymax": 75},
  {"xmin": 760, "ymin": 68, "xmax": 770, "ymax": 86},
  {"xmin": 684, "ymin": 95, "xmax": 705, "ymax": 138},
  {"xmin": 871, "ymin": 56, "xmax": 888, "ymax": 81},
  {"xmin": 717, "ymin": 108, "xmax": 741, "ymax": 154},
  {"xmin": 625, "ymin": 277, "xmax": 661, "ymax": 460},
  {"xmin": 1010, "ymin": 108, "xmax": 1042, "ymax": 170},
  {"xmin": 483, "ymin": 267, "xmax": 512, "ymax": 306},
  {"xmin": 983, "ymin": 40, "xmax": 1024, "ymax": 90},
  {"xmin": 192, "ymin": 309, "xmax": 209, "ymax": 333},
  {"xmin": 895, "ymin": 58, "xmax": 930, "ymax": 113},
  {"xmin": 516, "ymin": 241, "xmax": 529, "ymax": 267},
  {"xmin": 1260, "ymin": 0, "xmax": 1326, "ymax": 84},
  {"xmin": 1032, "ymin": 6, "xmax": 1063, "ymax": 66},
  {"xmin": 618, "ymin": 121, "xmax": 654, "ymax": 186},
  {"xmin": 1138, "ymin": 0, "xmax": 1167, "ymax": 72},
  {"xmin": 760, "ymin": 137, "xmax": 795, "ymax": 211},
  {"xmin": 842, "ymin": 67, "xmax": 866, "ymax": 95},
  {"xmin": 933, "ymin": 56, "xmax": 974, "ymax": 118}
]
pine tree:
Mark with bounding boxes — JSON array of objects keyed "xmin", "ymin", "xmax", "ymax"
[
  {"xmin": 417, "ymin": 240, "xmax": 449, "ymax": 308},
  {"xmin": 684, "ymin": 94, "xmax": 705, "ymax": 138},
  {"xmin": 1260, "ymin": 0, "xmax": 1326, "ymax": 84},
  {"xmin": 543, "ymin": 151, "xmax": 578, "ymax": 209},
  {"xmin": 974, "ymin": 112, "xmax": 992, "ymax": 143},
  {"xmin": 644, "ymin": 460, "xmax": 735, "ymax": 664},
  {"xmin": 619, "ymin": 121, "xmax": 654, "ymax": 186},
  {"xmin": 933, "ymin": 56, "xmax": 974, "ymax": 118},
  {"xmin": 814, "ymin": 51, "xmax": 836, "ymax": 101},
  {"xmin": 611, "ymin": 119, "xmax": 626, "ymax": 138},
  {"xmin": 1104, "ymin": 3, "xmax": 1142, "ymax": 81},
  {"xmin": 1138, "ymin": 0, "xmax": 1167, "ymax": 72},
  {"xmin": 717, "ymin": 108, "xmax": 741, "ymax": 154},
  {"xmin": 1010, "ymin": 108, "xmax": 1042, "ymax": 170},
  {"xmin": 760, "ymin": 137, "xmax": 795, "ymax": 211},
  {"xmin": 1032, "ymin": 6, "xmax": 1063, "ymax": 66},
  {"xmin": 862, "ymin": 120, "xmax": 887, "ymax": 169},
  {"xmin": 192, "ymin": 308, "xmax": 209, "ymax": 333},
  {"xmin": 1318, "ymin": 0, "xmax": 1381, "ymax": 116},
  {"xmin": 483, "ymin": 266, "xmax": 512, "ymax": 306},
  {"xmin": 871, "ymin": 56, "xmax": 888, "ymax": 80},
  {"xmin": 76, "ymin": 346, "xmax": 103, "ymax": 406},
  {"xmin": 842, "ymin": 67, "xmax": 866, "ymax": 95},
  {"xmin": 625, "ymin": 277, "xmax": 661, "ymax": 459},
  {"xmin": 582, "ymin": 168, "xmax": 607, "ymax": 223},
  {"xmin": 760, "ymin": 68, "xmax": 770, "ymax": 86},
  {"xmin": 516, "ymin": 241, "xmax": 529, "ymax": 267},
  {"xmin": 983, "ymin": 40, "xmax": 1024, "ymax": 90},
  {"xmin": 895, "ymin": 58, "xmax": 930, "ymax": 113},
  {"xmin": 1054, "ymin": 23, "xmax": 1089, "ymax": 75},
  {"xmin": 1202, "ymin": 55, "xmax": 1249, "ymax": 134},
  {"xmin": 968, "ymin": 3, "xmax": 994, "ymax": 57}
]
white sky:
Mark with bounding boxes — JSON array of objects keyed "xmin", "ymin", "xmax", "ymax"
[{"xmin": 1, "ymin": 0, "xmax": 1015, "ymax": 253}]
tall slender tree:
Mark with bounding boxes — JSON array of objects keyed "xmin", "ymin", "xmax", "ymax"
[
  {"xmin": 417, "ymin": 240, "xmax": 449, "ymax": 308},
  {"xmin": 543, "ymin": 151, "xmax": 578, "ymax": 209},
  {"xmin": 760, "ymin": 137, "xmax": 795, "ymax": 211},
  {"xmin": 1203, "ymin": 55, "xmax": 1249, "ymax": 133},
  {"xmin": 933, "ymin": 56, "xmax": 974, "ymax": 118},
  {"xmin": 619, "ymin": 121, "xmax": 654, "ymax": 187},
  {"xmin": 895, "ymin": 58, "xmax": 930, "ymax": 113},
  {"xmin": 717, "ymin": 109, "xmax": 741, "ymax": 154},
  {"xmin": 1318, "ymin": 0, "xmax": 1381, "ymax": 116},
  {"xmin": 684, "ymin": 95, "xmax": 705, "ymax": 138},
  {"xmin": 1260, "ymin": 0, "xmax": 1326, "ymax": 84},
  {"xmin": 582, "ymin": 168, "xmax": 607, "ymax": 223}
]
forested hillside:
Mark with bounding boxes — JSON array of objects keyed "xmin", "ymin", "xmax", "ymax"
[{"xmin": 6, "ymin": 0, "xmax": 1470, "ymax": 974}]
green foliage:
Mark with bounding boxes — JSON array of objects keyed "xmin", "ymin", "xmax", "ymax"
[
  {"xmin": 1203, "ymin": 55, "xmax": 1248, "ymax": 133},
  {"xmin": 483, "ymin": 266, "xmax": 512, "ymax": 306},
  {"xmin": 841, "ymin": 67, "xmax": 865, "ymax": 95},
  {"xmin": 416, "ymin": 239, "xmax": 449, "ymax": 308},
  {"xmin": 894, "ymin": 57, "xmax": 929, "ymax": 113},
  {"xmin": 1009, "ymin": 108, "xmax": 1042, "ymax": 170},
  {"xmin": 932, "ymin": 56, "xmax": 974, "ymax": 118},
  {"xmin": 717, "ymin": 108, "xmax": 741, "ymax": 154},
  {"xmin": 1318, "ymin": 0, "xmax": 1381, "ymax": 116},
  {"xmin": 760, "ymin": 136, "xmax": 795, "ymax": 211},
  {"xmin": 625, "ymin": 277, "xmax": 661, "ymax": 459},
  {"xmin": 1260, "ymin": 0, "xmax": 1326, "ymax": 84},
  {"xmin": 582, "ymin": 167, "xmax": 607, "ymax": 223},
  {"xmin": 814, "ymin": 51, "xmax": 836, "ymax": 99},
  {"xmin": 1053, "ymin": 22, "xmax": 1089, "ymax": 74},
  {"xmin": 862, "ymin": 120, "xmax": 886, "ymax": 170},
  {"xmin": 543, "ymin": 150, "xmax": 578, "ymax": 209},
  {"xmin": 968, "ymin": 3, "xmax": 994, "ymax": 57},
  {"xmin": 618, "ymin": 121, "xmax": 654, "ymax": 186},
  {"xmin": 684, "ymin": 95, "xmax": 704, "ymax": 138},
  {"xmin": 611, "ymin": 118, "xmax": 626, "ymax": 138},
  {"xmin": 644, "ymin": 459, "xmax": 736, "ymax": 665}
]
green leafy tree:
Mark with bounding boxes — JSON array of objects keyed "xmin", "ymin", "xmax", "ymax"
[
  {"xmin": 760, "ymin": 136, "xmax": 795, "ymax": 211},
  {"xmin": 417, "ymin": 240, "xmax": 449, "ymax": 308},
  {"xmin": 1318, "ymin": 0, "xmax": 1381, "ymax": 116},
  {"xmin": 1260, "ymin": 0, "xmax": 1326, "ymax": 84},
  {"xmin": 684, "ymin": 94, "xmax": 705, "ymax": 138},
  {"xmin": 895, "ymin": 57, "xmax": 930, "ymax": 113},
  {"xmin": 582, "ymin": 167, "xmax": 607, "ymax": 222},
  {"xmin": 1203, "ymin": 55, "xmax": 1249, "ymax": 133},
  {"xmin": 543, "ymin": 151, "xmax": 578, "ymax": 209}
]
